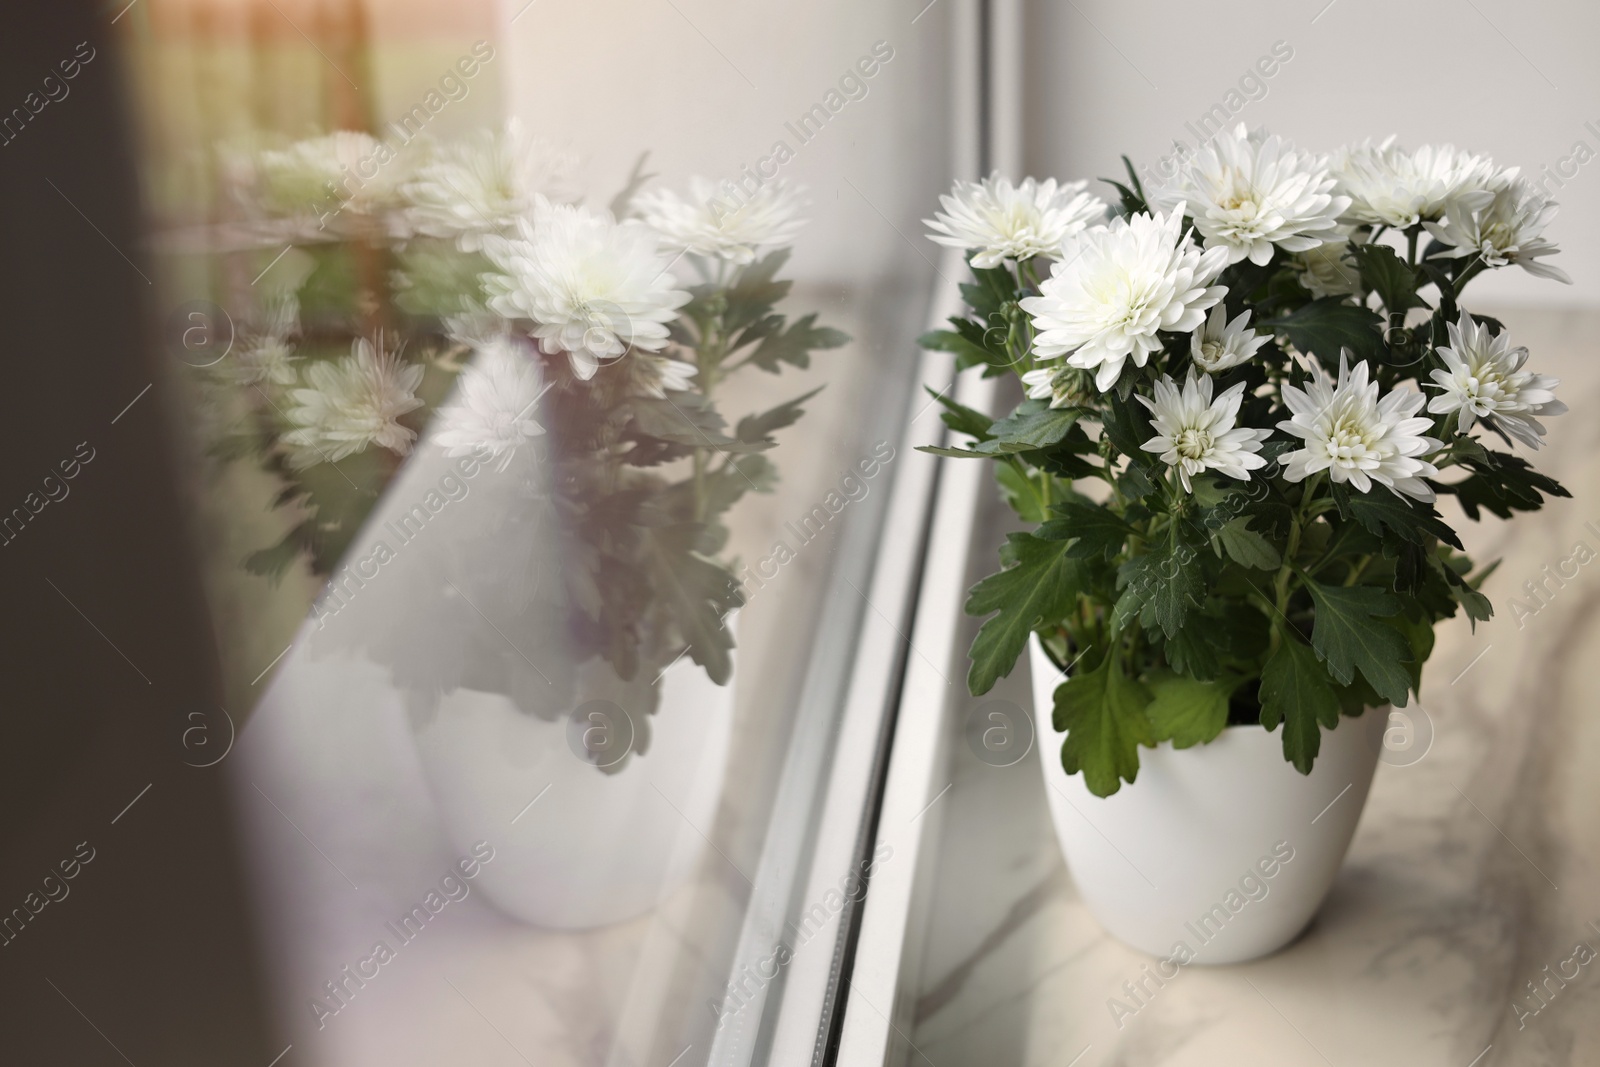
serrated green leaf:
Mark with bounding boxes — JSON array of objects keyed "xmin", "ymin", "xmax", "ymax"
[
  {"xmin": 916, "ymin": 444, "xmax": 991, "ymax": 458},
  {"xmin": 734, "ymin": 387, "xmax": 824, "ymax": 445},
  {"xmin": 1145, "ymin": 671, "xmax": 1231, "ymax": 749},
  {"xmin": 1303, "ymin": 579, "xmax": 1413, "ymax": 706},
  {"xmin": 721, "ymin": 250, "xmax": 793, "ymax": 333},
  {"xmin": 1117, "ymin": 536, "xmax": 1207, "ymax": 639},
  {"xmin": 1351, "ymin": 243, "xmax": 1428, "ymax": 315},
  {"xmin": 1217, "ymin": 518, "xmax": 1282, "ymax": 570},
  {"xmin": 1038, "ymin": 501, "xmax": 1133, "ymax": 560},
  {"xmin": 965, "ymin": 534, "xmax": 1087, "ymax": 695},
  {"xmin": 1331, "ymin": 482, "xmax": 1463, "ymax": 549},
  {"xmin": 1050, "ymin": 651, "xmax": 1154, "ymax": 797},
  {"xmin": 976, "ymin": 404, "xmax": 1084, "ymax": 454},
  {"xmin": 739, "ymin": 312, "xmax": 849, "ymax": 373},
  {"xmin": 1099, "ymin": 390, "xmax": 1156, "ymax": 465},
  {"xmin": 996, "ymin": 464, "xmax": 1047, "ymax": 524},
  {"xmin": 1441, "ymin": 448, "xmax": 1571, "ymax": 520},
  {"xmin": 1262, "ymin": 297, "xmax": 1384, "ymax": 366},
  {"xmin": 918, "ymin": 326, "xmax": 995, "ymax": 369},
  {"xmin": 924, "ymin": 386, "xmax": 995, "ymax": 442},
  {"xmin": 644, "ymin": 525, "xmax": 743, "ymax": 685},
  {"xmin": 1260, "ymin": 634, "xmax": 1342, "ymax": 773}
]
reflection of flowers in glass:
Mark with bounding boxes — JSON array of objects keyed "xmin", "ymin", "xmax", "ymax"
[
  {"xmin": 284, "ymin": 337, "xmax": 425, "ymax": 468},
  {"xmin": 633, "ymin": 353, "xmax": 698, "ymax": 399},
  {"xmin": 402, "ymin": 120, "xmax": 578, "ymax": 250},
  {"xmin": 1278, "ymin": 355, "xmax": 1439, "ymax": 502},
  {"xmin": 1021, "ymin": 207, "xmax": 1228, "ymax": 392},
  {"xmin": 482, "ymin": 197, "xmax": 691, "ymax": 380},
  {"xmin": 256, "ymin": 131, "xmax": 403, "ymax": 218},
  {"xmin": 636, "ymin": 177, "xmax": 807, "ymax": 264},
  {"xmin": 1151, "ymin": 124, "xmax": 1348, "ymax": 266},
  {"xmin": 1189, "ymin": 304, "xmax": 1269, "ymax": 374},
  {"xmin": 1138, "ymin": 372, "xmax": 1269, "ymax": 492},
  {"xmin": 1331, "ymin": 138, "xmax": 1503, "ymax": 228},
  {"xmin": 230, "ymin": 295, "xmax": 302, "ymax": 386},
  {"xmin": 1428, "ymin": 314, "xmax": 1564, "ymax": 449},
  {"xmin": 1424, "ymin": 178, "xmax": 1571, "ymax": 284},
  {"xmin": 925, "ymin": 173, "xmax": 1107, "ymax": 267},
  {"xmin": 434, "ymin": 335, "xmax": 547, "ymax": 471}
]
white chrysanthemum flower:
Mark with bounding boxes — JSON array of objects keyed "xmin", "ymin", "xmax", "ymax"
[
  {"xmin": 1277, "ymin": 354, "xmax": 1440, "ymax": 501},
  {"xmin": 1138, "ymin": 372, "xmax": 1270, "ymax": 491},
  {"xmin": 434, "ymin": 336, "xmax": 547, "ymax": 472},
  {"xmin": 1019, "ymin": 206, "xmax": 1229, "ymax": 392},
  {"xmin": 482, "ymin": 197, "xmax": 691, "ymax": 380},
  {"xmin": 925, "ymin": 173, "xmax": 1107, "ymax": 267},
  {"xmin": 234, "ymin": 337, "xmax": 301, "ymax": 386},
  {"xmin": 632, "ymin": 354, "xmax": 698, "ymax": 399},
  {"xmin": 283, "ymin": 337, "xmax": 425, "ymax": 468},
  {"xmin": 229, "ymin": 295, "xmax": 302, "ymax": 386},
  {"xmin": 1150, "ymin": 124, "xmax": 1349, "ymax": 266},
  {"xmin": 1427, "ymin": 314, "xmax": 1564, "ymax": 449},
  {"xmin": 402, "ymin": 121, "xmax": 578, "ymax": 250},
  {"xmin": 1021, "ymin": 365, "xmax": 1081, "ymax": 409},
  {"xmin": 257, "ymin": 131, "xmax": 403, "ymax": 218},
  {"xmin": 1331, "ymin": 138, "xmax": 1505, "ymax": 229},
  {"xmin": 636, "ymin": 177, "xmax": 807, "ymax": 264},
  {"xmin": 1190, "ymin": 304, "xmax": 1269, "ymax": 374},
  {"xmin": 1294, "ymin": 232, "xmax": 1364, "ymax": 300},
  {"xmin": 1424, "ymin": 177, "xmax": 1571, "ymax": 284}
]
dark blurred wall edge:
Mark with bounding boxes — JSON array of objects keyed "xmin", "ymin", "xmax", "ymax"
[{"xmin": 0, "ymin": 2, "xmax": 280, "ymax": 1063}]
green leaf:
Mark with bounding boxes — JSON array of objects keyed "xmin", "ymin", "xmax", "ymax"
[
  {"xmin": 734, "ymin": 387, "xmax": 824, "ymax": 445},
  {"xmin": 965, "ymin": 534, "xmax": 1087, "ymax": 695},
  {"xmin": 1038, "ymin": 501, "xmax": 1133, "ymax": 560},
  {"xmin": 740, "ymin": 312, "xmax": 849, "ymax": 373},
  {"xmin": 627, "ymin": 393, "xmax": 729, "ymax": 444},
  {"xmin": 1100, "ymin": 389, "xmax": 1155, "ymax": 464},
  {"xmin": 959, "ymin": 263, "xmax": 1021, "ymax": 319},
  {"xmin": 996, "ymin": 464, "xmax": 1047, "ymax": 524},
  {"xmin": 918, "ymin": 326, "xmax": 995, "ymax": 370},
  {"xmin": 1351, "ymin": 243, "xmax": 1428, "ymax": 315},
  {"xmin": 1051, "ymin": 651, "xmax": 1154, "ymax": 797},
  {"xmin": 1145, "ymin": 672, "xmax": 1231, "ymax": 749},
  {"xmin": 1261, "ymin": 297, "xmax": 1385, "ymax": 366},
  {"xmin": 924, "ymin": 386, "xmax": 995, "ymax": 442},
  {"xmin": 643, "ymin": 525, "xmax": 743, "ymax": 685},
  {"xmin": 1441, "ymin": 449, "xmax": 1571, "ymax": 521},
  {"xmin": 1260, "ymin": 635, "xmax": 1342, "ymax": 774},
  {"xmin": 1331, "ymin": 482, "xmax": 1463, "ymax": 549},
  {"xmin": 1117, "ymin": 535, "xmax": 1207, "ymax": 639},
  {"xmin": 721, "ymin": 250, "xmax": 793, "ymax": 333},
  {"xmin": 976, "ymin": 404, "xmax": 1084, "ymax": 454},
  {"xmin": 1217, "ymin": 518, "xmax": 1282, "ymax": 570},
  {"xmin": 917, "ymin": 444, "xmax": 992, "ymax": 459},
  {"xmin": 1303, "ymin": 580, "xmax": 1413, "ymax": 706}
]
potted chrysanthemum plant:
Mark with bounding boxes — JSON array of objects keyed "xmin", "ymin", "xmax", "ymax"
[
  {"xmin": 919, "ymin": 123, "xmax": 1570, "ymax": 962},
  {"xmin": 203, "ymin": 127, "xmax": 845, "ymax": 926}
]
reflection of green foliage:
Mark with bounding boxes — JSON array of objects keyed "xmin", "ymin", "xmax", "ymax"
[
  {"xmin": 214, "ymin": 231, "xmax": 849, "ymax": 699},
  {"xmin": 295, "ymin": 246, "xmax": 362, "ymax": 323},
  {"xmin": 393, "ymin": 242, "xmax": 492, "ymax": 317}
]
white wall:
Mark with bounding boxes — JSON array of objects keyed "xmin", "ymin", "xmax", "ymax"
[
  {"xmin": 1025, "ymin": 0, "xmax": 1600, "ymax": 306},
  {"xmin": 497, "ymin": 0, "xmax": 956, "ymax": 287}
]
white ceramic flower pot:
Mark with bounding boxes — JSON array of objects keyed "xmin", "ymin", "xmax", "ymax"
[
  {"xmin": 413, "ymin": 647, "xmax": 733, "ymax": 930},
  {"xmin": 1028, "ymin": 637, "xmax": 1385, "ymax": 964}
]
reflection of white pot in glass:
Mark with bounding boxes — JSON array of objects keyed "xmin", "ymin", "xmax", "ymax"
[
  {"xmin": 1028, "ymin": 637, "xmax": 1385, "ymax": 964},
  {"xmin": 414, "ymin": 636, "xmax": 733, "ymax": 930}
]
